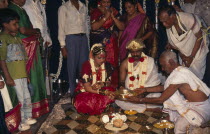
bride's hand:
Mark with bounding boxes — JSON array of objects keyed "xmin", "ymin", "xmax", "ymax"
[{"xmin": 106, "ymin": 91, "xmax": 115, "ymax": 100}]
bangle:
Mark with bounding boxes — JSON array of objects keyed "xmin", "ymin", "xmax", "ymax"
[{"xmin": 60, "ymin": 46, "xmax": 65, "ymax": 48}]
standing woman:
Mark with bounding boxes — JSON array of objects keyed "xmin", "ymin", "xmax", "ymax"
[
  {"xmin": 119, "ymin": 0, "xmax": 158, "ymax": 62},
  {"xmin": 90, "ymin": 0, "xmax": 124, "ymax": 67}
]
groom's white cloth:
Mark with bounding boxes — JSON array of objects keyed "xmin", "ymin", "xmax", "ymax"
[{"xmin": 116, "ymin": 56, "xmax": 162, "ymax": 113}]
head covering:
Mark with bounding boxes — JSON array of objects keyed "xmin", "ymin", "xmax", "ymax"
[
  {"xmin": 89, "ymin": 43, "xmax": 106, "ymax": 59},
  {"xmin": 126, "ymin": 39, "xmax": 145, "ymax": 51}
]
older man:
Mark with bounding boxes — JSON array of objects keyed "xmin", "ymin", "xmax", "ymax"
[
  {"xmin": 115, "ymin": 39, "xmax": 162, "ymax": 113},
  {"xmin": 127, "ymin": 51, "xmax": 210, "ymax": 134},
  {"xmin": 159, "ymin": 5, "xmax": 209, "ymax": 80}
]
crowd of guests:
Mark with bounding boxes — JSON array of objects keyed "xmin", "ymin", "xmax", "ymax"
[
  {"xmin": 0, "ymin": 0, "xmax": 210, "ymax": 133},
  {"xmin": 0, "ymin": 0, "xmax": 50, "ymax": 133}
]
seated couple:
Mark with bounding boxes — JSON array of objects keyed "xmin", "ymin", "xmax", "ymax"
[
  {"xmin": 126, "ymin": 51, "xmax": 210, "ymax": 134},
  {"xmin": 74, "ymin": 39, "xmax": 162, "ymax": 115}
]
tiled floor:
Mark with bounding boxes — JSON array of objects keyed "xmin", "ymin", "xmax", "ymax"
[{"xmin": 38, "ymin": 98, "xmax": 174, "ymax": 134}]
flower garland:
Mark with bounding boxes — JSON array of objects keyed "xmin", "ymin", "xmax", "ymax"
[
  {"xmin": 119, "ymin": 0, "xmax": 123, "ymax": 15},
  {"xmin": 89, "ymin": 59, "xmax": 106, "ymax": 85},
  {"xmin": 155, "ymin": 0, "xmax": 160, "ymax": 30},
  {"xmin": 143, "ymin": 0, "xmax": 147, "ymax": 13},
  {"xmin": 127, "ymin": 53, "xmax": 148, "ymax": 90},
  {"xmin": 50, "ymin": 51, "xmax": 63, "ymax": 82}
]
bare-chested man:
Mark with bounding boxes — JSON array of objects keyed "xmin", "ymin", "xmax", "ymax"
[
  {"xmin": 115, "ymin": 39, "xmax": 162, "ymax": 113},
  {"xmin": 127, "ymin": 51, "xmax": 210, "ymax": 134}
]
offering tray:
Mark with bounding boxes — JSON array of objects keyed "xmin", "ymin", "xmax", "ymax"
[
  {"xmin": 105, "ymin": 123, "xmax": 128, "ymax": 132},
  {"xmin": 115, "ymin": 89, "xmax": 137, "ymax": 101},
  {"xmin": 153, "ymin": 119, "xmax": 174, "ymax": 129}
]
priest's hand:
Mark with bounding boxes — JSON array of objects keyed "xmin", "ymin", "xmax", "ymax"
[{"xmin": 126, "ymin": 96, "xmax": 142, "ymax": 104}]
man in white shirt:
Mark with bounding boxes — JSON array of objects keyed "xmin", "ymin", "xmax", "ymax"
[
  {"xmin": 23, "ymin": 0, "xmax": 52, "ymax": 47},
  {"xmin": 23, "ymin": 0, "xmax": 52, "ymax": 73},
  {"xmin": 58, "ymin": 0, "xmax": 89, "ymax": 96}
]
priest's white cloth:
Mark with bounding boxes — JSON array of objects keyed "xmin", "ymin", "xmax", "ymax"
[
  {"xmin": 23, "ymin": 0, "xmax": 52, "ymax": 46},
  {"xmin": 115, "ymin": 56, "xmax": 162, "ymax": 113},
  {"xmin": 163, "ymin": 66, "xmax": 210, "ymax": 133},
  {"xmin": 166, "ymin": 12, "xmax": 209, "ymax": 79}
]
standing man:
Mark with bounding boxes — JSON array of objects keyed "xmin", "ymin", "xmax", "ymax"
[
  {"xmin": 174, "ymin": 0, "xmax": 210, "ymax": 87},
  {"xmin": 159, "ymin": 5, "xmax": 209, "ymax": 80},
  {"xmin": 58, "ymin": 0, "xmax": 89, "ymax": 96},
  {"xmin": 23, "ymin": 0, "xmax": 52, "ymax": 47}
]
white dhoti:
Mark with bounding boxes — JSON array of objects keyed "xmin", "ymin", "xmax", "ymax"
[
  {"xmin": 0, "ymin": 81, "xmax": 13, "ymax": 112},
  {"xmin": 116, "ymin": 56, "xmax": 162, "ymax": 113},
  {"xmin": 163, "ymin": 66, "xmax": 210, "ymax": 134},
  {"xmin": 167, "ymin": 12, "xmax": 209, "ymax": 79}
]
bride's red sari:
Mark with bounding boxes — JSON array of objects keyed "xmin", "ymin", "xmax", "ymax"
[{"xmin": 74, "ymin": 61, "xmax": 115, "ymax": 115}]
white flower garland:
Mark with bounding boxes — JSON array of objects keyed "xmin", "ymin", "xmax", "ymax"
[
  {"xmin": 50, "ymin": 51, "xmax": 63, "ymax": 82},
  {"xmin": 127, "ymin": 53, "xmax": 148, "ymax": 90},
  {"xmin": 155, "ymin": 0, "xmax": 160, "ymax": 30},
  {"xmin": 143, "ymin": 0, "xmax": 147, "ymax": 13},
  {"xmin": 119, "ymin": 0, "xmax": 123, "ymax": 15},
  {"xmin": 89, "ymin": 59, "xmax": 106, "ymax": 85}
]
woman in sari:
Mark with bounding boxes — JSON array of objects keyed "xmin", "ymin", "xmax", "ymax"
[
  {"xmin": 90, "ymin": 0, "xmax": 124, "ymax": 67},
  {"xmin": 74, "ymin": 44, "xmax": 115, "ymax": 115},
  {"xmin": 119, "ymin": 0, "xmax": 158, "ymax": 62}
]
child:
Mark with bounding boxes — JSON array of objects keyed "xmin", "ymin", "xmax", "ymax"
[{"xmin": 0, "ymin": 8, "xmax": 36, "ymax": 131}]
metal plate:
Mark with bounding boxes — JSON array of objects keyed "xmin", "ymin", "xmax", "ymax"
[{"xmin": 105, "ymin": 123, "xmax": 128, "ymax": 132}]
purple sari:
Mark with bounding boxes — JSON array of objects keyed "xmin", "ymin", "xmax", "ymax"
[{"xmin": 119, "ymin": 14, "xmax": 146, "ymax": 61}]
